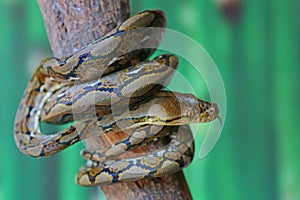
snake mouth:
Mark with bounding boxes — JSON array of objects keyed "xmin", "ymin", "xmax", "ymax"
[
  {"xmin": 210, "ymin": 103, "xmax": 219, "ymax": 117},
  {"xmin": 198, "ymin": 101, "xmax": 220, "ymax": 122},
  {"xmin": 208, "ymin": 103, "xmax": 219, "ymax": 122}
]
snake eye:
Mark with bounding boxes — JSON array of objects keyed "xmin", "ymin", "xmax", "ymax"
[{"xmin": 187, "ymin": 110, "xmax": 194, "ymax": 118}]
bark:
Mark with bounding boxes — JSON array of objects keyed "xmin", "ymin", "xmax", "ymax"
[{"xmin": 37, "ymin": 0, "xmax": 192, "ymax": 199}]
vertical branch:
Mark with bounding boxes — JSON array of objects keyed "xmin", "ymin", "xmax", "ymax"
[
  {"xmin": 37, "ymin": 0, "xmax": 192, "ymax": 199},
  {"xmin": 38, "ymin": 0, "xmax": 130, "ymax": 58}
]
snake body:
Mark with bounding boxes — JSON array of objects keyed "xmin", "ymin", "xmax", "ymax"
[
  {"xmin": 39, "ymin": 10, "xmax": 166, "ymax": 83},
  {"xmin": 41, "ymin": 55, "xmax": 179, "ymax": 123},
  {"xmin": 77, "ymin": 125, "xmax": 195, "ymax": 186},
  {"xmin": 14, "ymin": 10, "xmax": 219, "ymax": 186}
]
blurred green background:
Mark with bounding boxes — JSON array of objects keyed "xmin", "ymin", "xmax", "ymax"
[{"xmin": 0, "ymin": 0, "xmax": 299, "ymax": 199}]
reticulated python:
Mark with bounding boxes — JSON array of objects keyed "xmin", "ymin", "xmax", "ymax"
[{"xmin": 14, "ymin": 10, "xmax": 219, "ymax": 186}]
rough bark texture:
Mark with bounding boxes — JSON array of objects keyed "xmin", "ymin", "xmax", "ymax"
[
  {"xmin": 37, "ymin": 0, "xmax": 192, "ymax": 199},
  {"xmin": 38, "ymin": 0, "xmax": 130, "ymax": 58}
]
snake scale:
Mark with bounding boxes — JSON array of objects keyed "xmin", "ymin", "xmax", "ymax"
[{"xmin": 14, "ymin": 10, "xmax": 219, "ymax": 186}]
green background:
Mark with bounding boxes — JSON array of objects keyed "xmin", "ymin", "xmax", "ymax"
[{"xmin": 0, "ymin": 0, "xmax": 299, "ymax": 199}]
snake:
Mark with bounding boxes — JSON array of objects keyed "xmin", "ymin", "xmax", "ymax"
[
  {"xmin": 38, "ymin": 10, "xmax": 167, "ymax": 83},
  {"xmin": 77, "ymin": 125, "xmax": 195, "ymax": 186},
  {"xmin": 41, "ymin": 54, "xmax": 179, "ymax": 124},
  {"xmin": 14, "ymin": 10, "xmax": 219, "ymax": 186}
]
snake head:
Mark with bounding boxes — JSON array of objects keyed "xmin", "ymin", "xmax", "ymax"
[
  {"xmin": 174, "ymin": 93, "xmax": 219, "ymax": 124},
  {"xmin": 153, "ymin": 92, "xmax": 219, "ymax": 125},
  {"xmin": 197, "ymin": 101, "xmax": 219, "ymax": 122}
]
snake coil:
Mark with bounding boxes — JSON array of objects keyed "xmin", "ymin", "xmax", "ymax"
[{"xmin": 14, "ymin": 10, "xmax": 219, "ymax": 186}]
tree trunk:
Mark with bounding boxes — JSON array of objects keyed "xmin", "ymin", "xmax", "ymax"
[{"xmin": 37, "ymin": 0, "xmax": 192, "ymax": 199}]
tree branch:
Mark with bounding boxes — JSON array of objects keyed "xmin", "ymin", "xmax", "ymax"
[{"xmin": 37, "ymin": 0, "xmax": 192, "ymax": 199}]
